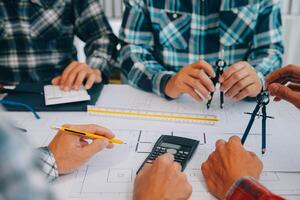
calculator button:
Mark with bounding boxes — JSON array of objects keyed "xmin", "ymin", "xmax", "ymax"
[
  {"xmin": 147, "ymin": 160, "xmax": 153, "ymax": 163},
  {"xmin": 167, "ymin": 149, "xmax": 177, "ymax": 155},
  {"xmin": 184, "ymin": 151, "xmax": 189, "ymax": 155},
  {"xmin": 179, "ymin": 151, "xmax": 184, "ymax": 154}
]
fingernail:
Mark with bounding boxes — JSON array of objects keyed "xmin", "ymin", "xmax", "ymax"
[{"xmin": 207, "ymin": 95, "xmax": 212, "ymax": 100}]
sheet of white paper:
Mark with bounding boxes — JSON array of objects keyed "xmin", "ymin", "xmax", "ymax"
[{"xmin": 6, "ymin": 85, "xmax": 300, "ymax": 200}]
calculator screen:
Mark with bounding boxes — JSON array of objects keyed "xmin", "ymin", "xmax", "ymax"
[{"xmin": 160, "ymin": 142, "xmax": 181, "ymax": 149}]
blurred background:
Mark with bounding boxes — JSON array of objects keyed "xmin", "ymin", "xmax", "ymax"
[{"xmin": 75, "ymin": 0, "xmax": 300, "ymax": 83}]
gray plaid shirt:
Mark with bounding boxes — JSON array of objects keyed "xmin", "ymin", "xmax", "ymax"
[
  {"xmin": 0, "ymin": 126, "xmax": 57, "ymax": 200},
  {"xmin": 0, "ymin": 0, "xmax": 117, "ymax": 84}
]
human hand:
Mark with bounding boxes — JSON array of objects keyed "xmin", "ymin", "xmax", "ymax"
[
  {"xmin": 165, "ymin": 61, "xmax": 216, "ymax": 102},
  {"xmin": 266, "ymin": 65, "xmax": 300, "ymax": 109},
  {"xmin": 52, "ymin": 61, "xmax": 102, "ymax": 91},
  {"xmin": 48, "ymin": 124, "xmax": 114, "ymax": 175},
  {"xmin": 133, "ymin": 154, "xmax": 192, "ymax": 200},
  {"xmin": 220, "ymin": 62, "xmax": 262, "ymax": 101},
  {"xmin": 201, "ymin": 136, "xmax": 263, "ymax": 200}
]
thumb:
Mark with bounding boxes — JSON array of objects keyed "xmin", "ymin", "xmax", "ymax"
[
  {"xmin": 269, "ymin": 83, "xmax": 300, "ymax": 108},
  {"xmin": 82, "ymin": 139, "xmax": 109, "ymax": 158},
  {"xmin": 52, "ymin": 76, "xmax": 61, "ymax": 85}
]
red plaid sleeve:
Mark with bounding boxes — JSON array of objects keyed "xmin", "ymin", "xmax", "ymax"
[{"xmin": 226, "ymin": 177, "xmax": 285, "ymax": 200}]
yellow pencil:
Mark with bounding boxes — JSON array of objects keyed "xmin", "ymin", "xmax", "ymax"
[{"xmin": 51, "ymin": 126, "xmax": 126, "ymax": 144}]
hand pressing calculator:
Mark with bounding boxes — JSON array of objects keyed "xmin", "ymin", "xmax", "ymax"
[{"xmin": 137, "ymin": 135, "xmax": 199, "ymax": 174}]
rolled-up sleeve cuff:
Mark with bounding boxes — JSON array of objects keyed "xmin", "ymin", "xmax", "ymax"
[
  {"xmin": 86, "ymin": 57, "xmax": 112, "ymax": 84},
  {"xmin": 257, "ymin": 71, "xmax": 267, "ymax": 90},
  {"xmin": 152, "ymin": 71, "xmax": 175, "ymax": 99},
  {"xmin": 226, "ymin": 176, "xmax": 284, "ymax": 200},
  {"xmin": 37, "ymin": 147, "xmax": 59, "ymax": 182}
]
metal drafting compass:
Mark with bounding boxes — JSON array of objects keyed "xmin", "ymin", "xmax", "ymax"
[
  {"xmin": 206, "ymin": 58, "xmax": 226, "ymax": 109},
  {"xmin": 241, "ymin": 91, "xmax": 274, "ymax": 154}
]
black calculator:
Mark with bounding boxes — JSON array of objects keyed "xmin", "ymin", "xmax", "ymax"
[{"xmin": 137, "ymin": 135, "xmax": 199, "ymax": 174}]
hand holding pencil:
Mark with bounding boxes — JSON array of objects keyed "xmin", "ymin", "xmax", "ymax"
[{"xmin": 48, "ymin": 124, "xmax": 117, "ymax": 175}]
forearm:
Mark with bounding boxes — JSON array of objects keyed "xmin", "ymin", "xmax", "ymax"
[
  {"xmin": 85, "ymin": 34, "xmax": 118, "ymax": 83},
  {"xmin": 227, "ymin": 177, "xmax": 285, "ymax": 200},
  {"xmin": 248, "ymin": 43, "xmax": 283, "ymax": 76},
  {"xmin": 247, "ymin": 0, "xmax": 283, "ymax": 86},
  {"xmin": 120, "ymin": 44, "xmax": 175, "ymax": 97},
  {"xmin": 73, "ymin": 0, "xmax": 118, "ymax": 83},
  {"xmin": 37, "ymin": 147, "xmax": 59, "ymax": 182}
]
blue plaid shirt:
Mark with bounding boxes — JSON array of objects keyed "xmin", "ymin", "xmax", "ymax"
[
  {"xmin": 0, "ymin": 0, "xmax": 117, "ymax": 85},
  {"xmin": 119, "ymin": 0, "xmax": 284, "ymax": 97}
]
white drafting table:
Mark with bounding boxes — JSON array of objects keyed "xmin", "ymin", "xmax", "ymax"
[{"xmin": 4, "ymin": 85, "xmax": 300, "ymax": 200}]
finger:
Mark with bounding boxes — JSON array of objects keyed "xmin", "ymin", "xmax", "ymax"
[
  {"xmin": 82, "ymin": 139, "xmax": 109, "ymax": 157},
  {"xmin": 184, "ymin": 76, "xmax": 210, "ymax": 99},
  {"xmin": 173, "ymin": 162, "xmax": 182, "ymax": 171},
  {"xmin": 188, "ymin": 69, "xmax": 215, "ymax": 92},
  {"xmin": 225, "ymin": 76, "xmax": 256, "ymax": 98},
  {"xmin": 248, "ymin": 151, "xmax": 257, "ymax": 158},
  {"xmin": 228, "ymin": 136, "xmax": 242, "ymax": 146},
  {"xmin": 73, "ymin": 70, "xmax": 89, "ymax": 90},
  {"xmin": 182, "ymin": 84, "xmax": 202, "ymax": 102},
  {"xmin": 273, "ymin": 96, "xmax": 282, "ymax": 102},
  {"xmin": 60, "ymin": 62, "xmax": 79, "ymax": 87},
  {"xmin": 215, "ymin": 139, "xmax": 226, "ymax": 149},
  {"xmin": 52, "ymin": 76, "xmax": 61, "ymax": 85},
  {"xmin": 199, "ymin": 70, "xmax": 215, "ymax": 93},
  {"xmin": 63, "ymin": 65, "xmax": 87, "ymax": 91},
  {"xmin": 154, "ymin": 153, "xmax": 174, "ymax": 169},
  {"xmin": 190, "ymin": 61, "xmax": 216, "ymax": 78},
  {"xmin": 85, "ymin": 73, "xmax": 96, "ymax": 90},
  {"xmin": 268, "ymin": 83, "xmax": 300, "ymax": 108},
  {"xmin": 106, "ymin": 142, "xmax": 114, "ymax": 149},
  {"xmin": 93, "ymin": 69, "xmax": 102, "ymax": 83},
  {"xmin": 220, "ymin": 68, "xmax": 249, "ymax": 92},
  {"xmin": 266, "ymin": 65, "xmax": 300, "ymax": 84},
  {"xmin": 267, "ymin": 76, "xmax": 300, "ymax": 86},
  {"xmin": 207, "ymin": 152, "xmax": 217, "ymax": 163},
  {"xmin": 201, "ymin": 162, "xmax": 210, "ymax": 177},
  {"xmin": 220, "ymin": 62, "xmax": 245, "ymax": 83},
  {"xmin": 80, "ymin": 138, "xmax": 89, "ymax": 147},
  {"xmin": 233, "ymin": 84, "xmax": 258, "ymax": 101},
  {"xmin": 287, "ymin": 83, "xmax": 300, "ymax": 92},
  {"xmin": 65, "ymin": 124, "xmax": 115, "ymax": 139}
]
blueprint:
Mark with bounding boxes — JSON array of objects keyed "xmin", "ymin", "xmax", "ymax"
[{"xmin": 7, "ymin": 85, "xmax": 300, "ymax": 200}]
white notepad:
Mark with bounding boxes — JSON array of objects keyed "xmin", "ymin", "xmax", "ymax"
[{"xmin": 44, "ymin": 85, "xmax": 91, "ymax": 106}]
